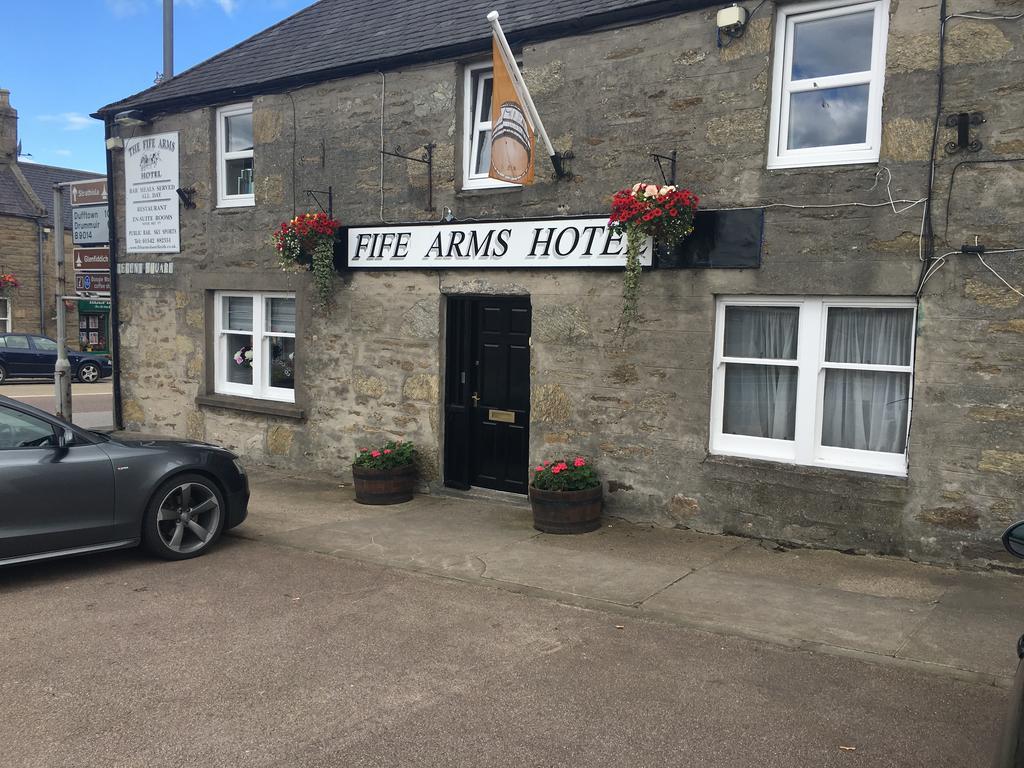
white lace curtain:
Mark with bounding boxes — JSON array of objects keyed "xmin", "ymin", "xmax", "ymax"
[
  {"xmin": 722, "ymin": 305, "xmax": 913, "ymax": 454},
  {"xmin": 821, "ymin": 308, "xmax": 912, "ymax": 453},
  {"xmin": 722, "ymin": 307, "xmax": 799, "ymax": 440}
]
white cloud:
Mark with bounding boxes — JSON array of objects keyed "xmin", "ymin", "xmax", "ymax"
[
  {"xmin": 54, "ymin": 149, "xmax": 73, "ymax": 157},
  {"xmin": 215, "ymin": 0, "xmax": 239, "ymax": 13},
  {"xmin": 38, "ymin": 113, "xmax": 98, "ymax": 132}
]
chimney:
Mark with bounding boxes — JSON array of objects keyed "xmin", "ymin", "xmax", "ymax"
[{"xmin": 0, "ymin": 89, "xmax": 16, "ymax": 162}]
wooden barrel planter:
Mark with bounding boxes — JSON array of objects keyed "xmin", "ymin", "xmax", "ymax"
[
  {"xmin": 352, "ymin": 463, "xmax": 417, "ymax": 505},
  {"xmin": 529, "ymin": 484, "xmax": 603, "ymax": 534}
]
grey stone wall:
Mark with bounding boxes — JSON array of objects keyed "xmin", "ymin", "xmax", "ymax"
[{"xmin": 111, "ymin": 0, "xmax": 1024, "ymax": 567}]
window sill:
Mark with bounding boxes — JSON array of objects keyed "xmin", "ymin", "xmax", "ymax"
[
  {"xmin": 704, "ymin": 451, "xmax": 909, "ymax": 484},
  {"xmin": 766, "ymin": 154, "xmax": 880, "ymax": 171},
  {"xmin": 215, "ymin": 199, "xmax": 255, "ymax": 211},
  {"xmin": 196, "ymin": 393, "xmax": 304, "ymax": 420},
  {"xmin": 456, "ymin": 184, "xmax": 523, "ymax": 198}
]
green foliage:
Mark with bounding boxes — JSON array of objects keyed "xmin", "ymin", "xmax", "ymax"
[
  {"xmin": 619, "ymin": 230, "xmax": 644, "ymax": 334},
  {"xmin": 531, "ymin": 456, "xmax": 601, "ymax": 492},
  {"xmin": 353, "ymin": 440, "xmax": 416, "ymax": 470},
  {"xmin": 311, "ymin": 239, "xmax": 335, "ymax": 313}
]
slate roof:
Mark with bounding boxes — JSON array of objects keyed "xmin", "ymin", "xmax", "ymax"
[
  {"xmin": 0, "ymin": 162, "xmax": 103, "ymax": 229},
  {"xmin": 98, "ymin": 0, "xmax": 709, "ymax": 115}
]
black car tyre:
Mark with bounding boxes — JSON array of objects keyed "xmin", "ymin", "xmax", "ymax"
[
  {"xmin": 77, "ymin": 362, "xmax": 101, "ymax": 383},
  {"xmin": 142, "ymin": 473, "xmax": 226, "ymax": 560},
  {"xmin": 0, "ymin": 363, "xmax": 7, "ymax": 385}
]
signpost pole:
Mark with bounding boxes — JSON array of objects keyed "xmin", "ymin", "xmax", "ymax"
[{"xmin": 52, "ymin": 185, "xmax": 72, "ymax": 422}]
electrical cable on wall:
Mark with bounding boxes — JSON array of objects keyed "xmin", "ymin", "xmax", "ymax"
[{"xmin": 378, "ymin": 71, "xmax": 387, "ymax": 224}]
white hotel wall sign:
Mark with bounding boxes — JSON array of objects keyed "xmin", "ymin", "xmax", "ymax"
[{"xmin": 346, "ymin": 218, "xmax": 652, "ymax": 269}]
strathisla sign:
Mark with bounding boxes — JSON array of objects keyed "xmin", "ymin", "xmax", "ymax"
[{"xmin": 346, "ymin": 217, "xmax": 652, "ymax": 269}]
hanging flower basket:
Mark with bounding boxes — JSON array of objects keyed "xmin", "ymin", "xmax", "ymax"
[
  {"xmin": 272, "ymin": 212, "xmax": 341, "ymax": 313},
  {"xmin": 0, "ymin": 272, "xmax": 20, "ymax": 298},
  {"xmin": 608, "ymin": 183, "xmax": 699, "ymax": 333}
]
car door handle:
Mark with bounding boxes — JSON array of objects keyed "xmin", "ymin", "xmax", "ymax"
[{"xmin": 471, "ymin": 393, "xmax": 480, "ymax": 405}]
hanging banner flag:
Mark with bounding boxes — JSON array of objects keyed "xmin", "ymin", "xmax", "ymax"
[{"xmin": 489, "ymin": 34, "xmax": 535, "ymax": 185}]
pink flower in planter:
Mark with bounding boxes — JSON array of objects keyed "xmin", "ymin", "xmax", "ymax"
[
  {"xmin": 573, "ymin": 457, "xmax": 586, "ymax": 467},
  {"xmin": 359, "ymin": 448, "xmax": 369, "ymax": 452},
  {"xmin": 371, "ymin": 451, "xmax": 381, "ymax": 458},
  {"xmin": 551, "ymin": 467, "xmax": 561, "ymax": 474},
  {"xmin": 383, "ymin": 449, "xmax": 392, "ymax": 454},
  {"xmin": 535, "ymin": 465, "xmax": 544, "ymax": 472}
]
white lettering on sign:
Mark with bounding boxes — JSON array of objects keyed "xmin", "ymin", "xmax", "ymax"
[
  {"xmin": 346, "ymin": 218, "xmax": 652, "ymax": 269},
  {"xmin": 124, "ymin": 131, "xmax": 180, "ymax": 254}
]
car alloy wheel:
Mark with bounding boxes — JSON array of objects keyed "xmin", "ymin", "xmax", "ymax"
[
  {"xmin": 77, "ymin": 363, "xmax": 100, "ymax": 383},
  {"xmin": 155, "ymin": 481, "xmax": 223, "ymax": 555},
  {"xmin": 0, "ymin": 363, "xmax": 6, "ymax": 385}
]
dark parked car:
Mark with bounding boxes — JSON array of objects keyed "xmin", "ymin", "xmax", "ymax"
[
  {"xmin": 0, "ymin": 333, "xmax": 112, "ymax": 384},
  {"xmin": 0, "ymin": 396, "xmax": 248, "ymax": 566},
  {"xmin": 995, "ymin": 523, "xmax": 1024, "ymax": 767}
]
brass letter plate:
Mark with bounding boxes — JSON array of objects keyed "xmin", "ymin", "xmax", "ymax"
[{"xmin": 488, "ymin": 409, "xmax": 516, "ymax": 424}]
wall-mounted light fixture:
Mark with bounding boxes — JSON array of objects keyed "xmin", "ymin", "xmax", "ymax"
[
  {"xmin": 113, "ymin": 110, "xmax": 148, "ymax": 128},
  {"xmin": 105, "ymin": 136, "xmax": 125, "ymax": 151}
]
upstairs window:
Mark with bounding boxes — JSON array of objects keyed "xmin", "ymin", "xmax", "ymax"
[
  {"xmin": 767, "ymin": 0, "xmax": 889, "ymax": 169},
  {"xmin": 462, "ymin": 62, "xmax": 518, "ymax": 191},
  {"xmin": 216, "ymin": 103, "xmax": 254, "ymax": 207}
]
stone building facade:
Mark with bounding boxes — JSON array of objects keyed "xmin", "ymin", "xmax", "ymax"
[
  {"xmin": 0, "ymin": 88, "xmax": 103, "ymax": 340},
  {"xmin": 97, "ymin": 0, "xmax": 1024, "ymax": 567}
]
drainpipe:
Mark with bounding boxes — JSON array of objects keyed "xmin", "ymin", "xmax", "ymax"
[
  {"xmin": 35, "ymin": 217, "xmax": 46, "ymax": 334},
  {"xmin": 104, "ymin": 116, "xmax": 124, "ymax": 430}
]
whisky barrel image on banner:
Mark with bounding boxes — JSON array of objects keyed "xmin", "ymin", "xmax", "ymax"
[{"xmin": 491, "ymin": 101, "xmax": 533, "ymax": 183}]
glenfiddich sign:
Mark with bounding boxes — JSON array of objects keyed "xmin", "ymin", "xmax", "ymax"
[{"xmin": 346, "ymin": 218, "xmax": 652, "ymax": 269}]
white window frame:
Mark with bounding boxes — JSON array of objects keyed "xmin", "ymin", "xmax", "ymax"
[
  {"xmin": 710, "ymin": 296, "xmax": 916, "ymax": 477},
  {"xmin": 0, "ymin": 298, "xmax": 10, "ymax": 332},
  {"xmin": 767, "ymin": 0, "xmax": 889, "ymax": 170},
  {"xmin": 214, "ymin": 291, "xmax": 295, "ymax": 403},
  {"xmin": 461, "ymin": 61, "xmax": 519, "ymax": 191},
  {"xmin": 216, "ymin": 103, "xmax": 255, "ymax": 208}
]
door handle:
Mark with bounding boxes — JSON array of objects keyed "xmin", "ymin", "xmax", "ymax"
[{"xmin": 471, "ymin": 392, "xmax": 480, "ymax": 405}]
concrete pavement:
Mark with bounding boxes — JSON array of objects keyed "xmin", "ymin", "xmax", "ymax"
[
  {"xmin": 0, "ymin": 539, "xmax": 1006, "ymax": 767},
  {"xmin": 0, "ymin": 381, "xmax": 113, "ymax": 429},
  {"xmin": 236, "ymin": 468, "xmax": 1024, "ymax": 686}
]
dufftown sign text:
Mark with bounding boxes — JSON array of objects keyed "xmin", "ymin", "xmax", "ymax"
[{"xmin": 346, "ymin": 218, "xmax": 652, "ymax": 269}]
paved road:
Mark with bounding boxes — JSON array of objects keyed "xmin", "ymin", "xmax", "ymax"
[
  {"xmin": 0, "ymin": 536, "xmax": 1006, "ymax": 768},
  {"xmin": 0, "ymin": 381, "xmax": 113, "ymax": 429}
]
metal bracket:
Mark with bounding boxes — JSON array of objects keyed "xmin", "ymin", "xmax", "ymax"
[
  {"xmin": 303, "ymin": 186, "xmax": 334, "ymax": 218},
  {"xmin": 381, "ymin": 143, "xmax": 435, "ymax": 211},
  {"xmin": 945, "ymin": 112, "xmax": 985, "ymax": 154},
  {"xmin": 550, "ymin": 150, "xmax": 574, "ymax": 180},
  {"xmin": 175, "ymin": 186, "xmax": 197, "ymax": 209},
  {"xmin": 650, "ymin": 150, "xmax": 678, "ymax": 186}
]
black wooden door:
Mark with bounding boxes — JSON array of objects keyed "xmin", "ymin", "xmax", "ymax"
[{"xmin": 444, "ymin": 296, "xmax": 531, "ymax": 494}]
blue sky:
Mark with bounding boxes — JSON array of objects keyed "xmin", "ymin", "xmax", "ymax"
[{"xmin": 2, "ymin": 0, "xmax": 309, "ymax": 173}]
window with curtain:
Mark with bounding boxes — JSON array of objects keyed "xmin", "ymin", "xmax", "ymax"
[
  {"xmin": 0, "ymin": 298, "xmax": 10, "ymax": 332},
  {"xmin": 711, "ymin": 297, "xmax": 916, "ymax": 476},
  {"xmin": 214, "ymin": 291, "xmax": 295, "ymax": 402}
]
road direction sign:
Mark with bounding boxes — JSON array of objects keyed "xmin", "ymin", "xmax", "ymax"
[
  {"xmin": 73, "ymin": 247, "xmax": 110, "ymax": 271},
  {"xmin": 70, "ymin": 179, "xmax": 108, "ymax": 207},
  {"xmin": 72, "ymin": 205, "xmax": 109, "ymax": 245},
  {"xmin": 75, "ymin": 272, "xmax": 111, "ymax": 294}
]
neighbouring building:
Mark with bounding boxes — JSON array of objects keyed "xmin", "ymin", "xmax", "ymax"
[
  {"xmin": 95, "ymin": 0, "xmax": 1024, "ymax": 566},
  {"xmin": 0, "ymin": 88, "xmax": 109, "ymax": 350}
]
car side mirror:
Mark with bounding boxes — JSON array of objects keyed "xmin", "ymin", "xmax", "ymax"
[
  {"xmin": 1002, "ymin": 522, "xmax": 1024, "ymax": 559},
  {"xmin": 58, "ymin": 428, "xmax": 75, "ymax": 449}
]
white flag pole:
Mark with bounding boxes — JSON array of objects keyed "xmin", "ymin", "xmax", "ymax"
[{"xmin": 487, "ymin": 11, "xmax": 564, "ymax": 175}]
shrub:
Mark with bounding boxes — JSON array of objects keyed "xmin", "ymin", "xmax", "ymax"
[
  {"xmin": 531, "ymin": 456, "xmax": 600, "ymax": 492},
  {"xmin": 353, "ymin": 440, "xmax": 416, "ymax": 470}
]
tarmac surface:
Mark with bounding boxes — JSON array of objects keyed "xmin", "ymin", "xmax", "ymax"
[
  {"xmin": 0, "ymin": 537, "xmax": 1006, "ymax": 768},
  {"xmin": 4, "ymin": 465, "xmax": 1022, "ymax": 766},
  {"xmin": 0, "ymin": 380, "xmax": 113, "ymax": 429}
]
